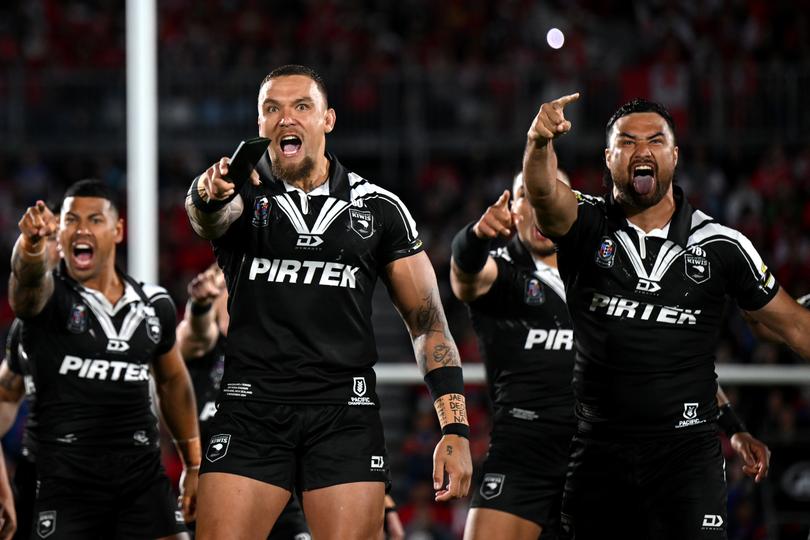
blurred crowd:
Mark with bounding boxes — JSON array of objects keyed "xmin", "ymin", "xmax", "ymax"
[{"xmin": 2, "ymin": 0, "xmax": 810, "ymax": 538}]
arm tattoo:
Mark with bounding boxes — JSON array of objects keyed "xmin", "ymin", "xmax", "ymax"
[
  {"xmin": 414, "ymin": 293, "xmax": 442, "ymax": 334},
  {"xmin": 431, "ymin": 343, "xmax": 458, "ymax": 367},
  {"xmin": 446, "ymin": 445, "xmax": 453, "ymax": 456}
]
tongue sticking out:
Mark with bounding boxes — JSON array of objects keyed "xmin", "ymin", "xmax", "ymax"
[{"xmin": 633, "ymin": 175, "xmax": 654, "ymax": 195}]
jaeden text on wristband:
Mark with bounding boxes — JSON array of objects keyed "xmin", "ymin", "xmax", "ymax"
[
  {"xmin": 451, "ymin": 222, "xmax": 492, "ymax": 274},
  {"xmin": 425, "ymin": 367, "xmax": 469, "ymax": 439},
  {"xmin": 717, "ymin": 403, "xmax": 747, "ymax": 437}
]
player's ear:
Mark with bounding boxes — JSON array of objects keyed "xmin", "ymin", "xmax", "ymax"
[
  {"xmin": 324, "ymin": 108, "xmax": 336, "ymax": 134},
  {"xmin": 604, "ymin": 147, "xmax": 611, "ymax": 168},
  {"xmin": 673, "ymin": 145, "xmax": 679, "ymax": 168},
  {"xmin": 114, "ymin": 218, "xmax": 124, "ymax": 244}
]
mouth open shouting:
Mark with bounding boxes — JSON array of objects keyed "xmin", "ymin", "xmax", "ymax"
[
  {"xmin": 70, "ymin": 240, "xmax": 95, "ymax": 271},
  {"xmin": 631, "ymin": 163, "xmax": 656, "ymax": 195},
  {"xmin": 279, "ymin": 135, "xmax": 303, "ymax": 158}
]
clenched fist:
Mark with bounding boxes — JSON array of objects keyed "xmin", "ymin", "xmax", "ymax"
[
  {"xmin": 188, "ymin": 266, "xmax": 226, "ymax": 306},
  {"xmin": 527, "ymin": 93, "xmax": 580, "ymax": 146}
]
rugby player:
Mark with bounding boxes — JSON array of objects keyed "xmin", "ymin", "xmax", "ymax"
[
  {"xmin": 176, "ymin": 265, "xmax": 310, "ymax": 540},
  {"xmin": 451, "ymin": 172, "xmax": 576, "ymax": 540},
  {"xmin": 9, "ymin": 180, "xmax": 200, "ymax": 539},
  {"xmin": 522, "ymin": 95, "xmax": 810, "ymax": 539},
  {"xmin": 451, "ymin": 173, "xmax": 769, "ymax": 540},
  {"xmin": 185, "ymin": 65, "xmax": 472, "ymax": 540}
]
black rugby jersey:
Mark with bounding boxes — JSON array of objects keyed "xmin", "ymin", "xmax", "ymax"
[
  {"xmin": 210, "ymin": 153, "xmax": 423, "ymax": 405},
  {"xmin": 467, "ymin": 236, "xmax": 575, "ymax": 425},
  {"xmin": 186, "ymin": 333, "xmax": 226, "ymax": 435},
  {"xmin": 5, "ymin": 318, "xmax": 38, "ymax": 457},
  {"xmin": 551, "ymin": 186, "xmax": 778, "ymax": 435},
  {"xmin": 17, "ymin": 264, "xmax": 176, "ymax": 449}
]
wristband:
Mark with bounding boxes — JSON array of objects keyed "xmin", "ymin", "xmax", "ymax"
[
  {"xmin": 423, "ymin": 367, "xmax": 465, "ymax": 403},
  {"xmin": 451, "ymin": 222, "xmax": 492, "ymax": 274},
  {"xmin": 717, "ymin": 403, "xmax": 747, "ymax": 437},
  {"xmin": 189, "ymin": 300, "xmax": 213, "ymax": 316},
  {"xmin": 190, "ymin": 176, "xmax": 234, "ymax": 214},
  {"xmin": 442, "ymin": 423, "xmax": 470, "ymax": 439},
  {"xmin": 384, "ymin": 506, "xmax": 397, "ymax": 514}
]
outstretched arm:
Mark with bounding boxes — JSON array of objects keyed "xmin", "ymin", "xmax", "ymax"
[
  {"xmin": 522, "ymin": 94, "xmax": 581, "ymax": 238},
  {"xmin": 9, "ymin": 201, "xmax": 57, "ymax": 319},
  {"xmin": 746, "ymin": 288, "xmax": 810, "ymax": 359},
  {"xmin": 449, "ymin": 190, "xmax": 511, "ymax": 302},
  {"xmin": 185, "ymin": 157, "xmax": 260, "ymax": 240},
  {"xmin": 153, "ymin": 344, "xmax": 200, "ymax": 522},
  {"xmin": 385, "ymin": 252, "xmax": 473, "ymax": 501}
]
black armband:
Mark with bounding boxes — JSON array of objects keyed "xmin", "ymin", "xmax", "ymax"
[
  {"xmin": 717, "ymin": 403, "xmax": 747, "ymax": 437},
  {"xmin": 442, "ymin": 423, "xmax": 470, "ymax": 439},
  {"xmin": 451, "ymin": 222, "xmax": 492, "ymax": 274},
  {"xmin": 190, "ymin": 176, "xmax": 235, "ymax": 214},
  {"xmin": 384, "ymin": 506, "xmax": 397, "ymax": 515},
  {"xmin": 423, "ymin": 366, "xmax": 464, "ymax": 403},
  {"xmin": 188, "ymin": 300, "xmax": 213, "ymax": 316}
]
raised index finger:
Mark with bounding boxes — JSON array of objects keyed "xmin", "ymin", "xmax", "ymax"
[{"xmin": 552, "ymin": 92, "xmax": 581, "ymax": 110}]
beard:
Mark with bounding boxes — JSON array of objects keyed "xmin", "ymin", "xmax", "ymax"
[
  {"xmin": 612, "ymin": 172, "xmax": 672, "ymax": 210},
  {"xmin": 272, "ymin": 156, "xmax": 316, "ymax": 184}
]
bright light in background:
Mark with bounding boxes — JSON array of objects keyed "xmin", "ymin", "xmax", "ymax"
[{"xmin": 546, "ymin": 28, "xmax": 565, "ymax": 49}]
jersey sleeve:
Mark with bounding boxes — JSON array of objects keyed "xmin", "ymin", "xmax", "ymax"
[
  {"xmin": 720, "ymin": 230, "xmax": 779, "ymax": 311},
  {"xmin": 148, "ymin": 290, "xmax": 178, "ymax": 357},
  {"xmin": 374, "ymin": 189, "xmax": 425, "ymax": 265},
  {"xmin": 4, "ymin": 319, "xmax": 23, "ymax": 375},
  {"xmin": 547, "ymin": 191, "xmax": 607, "ymax": 279}
]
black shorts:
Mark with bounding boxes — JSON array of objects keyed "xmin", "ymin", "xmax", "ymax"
[
  {"xmin": 560, "ymin": 428, "xmax": 727, "ymax": 540},
  {"xmin": 13, "ymin": 453, "xmax": 37, "ymax": 540},
  {"xmin": 201, "ymin": 401, "xmax": 390, "ymax": 493},
  {"xmin": 470, "ymin": 418, "xmax": 574, "ymax": 535},
  {"xmin": 33, "ymin": 447, "xmax": 186, "ymax": 539}
]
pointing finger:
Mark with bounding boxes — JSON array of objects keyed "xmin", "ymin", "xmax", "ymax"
[
  {"xmin": 494, "ymin": 190, "xmax": 510, "ymax": 208},
  {"xmin": 553, "ymin": 92, "xmax": 580, "ymax": 109}
]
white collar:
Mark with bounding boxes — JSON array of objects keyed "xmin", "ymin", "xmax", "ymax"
[
  {"xmin": 79, "ymin": 280, "xmax": 141, "ymax": 317},
  {"xmin": 626, "ymin": 219, "xmax": 671, "ymax": 239},
  {"xmin": 283, "ymin": 179, "xmax": 330, "ymax": 197}
]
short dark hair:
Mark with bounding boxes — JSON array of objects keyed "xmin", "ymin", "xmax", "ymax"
[
  {"xmin": 605, "ymin": 98, "xmax": 676, "ymax": 142},
  {"xmin": 63, "ymin": 179, "xmax": 119, "ymax": 214},
  {"xmin": 260, "ymin": 64, "xmax": 328, "ymax": 106}
]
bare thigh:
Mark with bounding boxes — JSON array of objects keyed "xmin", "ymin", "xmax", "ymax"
[
  {"xmin": 303, "ymin": 482, "xmax": 385, "ymax": 540},
  {"xmin": 195, "ymin": 472, "xmax": 292, "ymax": 540},
  {"xmin": 464, "ymin": 508, "xmax": 542, "ymax": 540}
]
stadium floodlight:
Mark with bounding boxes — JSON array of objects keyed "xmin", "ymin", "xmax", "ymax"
[{"xmin": 547, "ymin": 28, "xmax": 565, "ymax": 49}]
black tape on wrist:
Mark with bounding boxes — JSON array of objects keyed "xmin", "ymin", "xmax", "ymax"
[
  {"xmin": 190, "ymin": 176, "xmax": 233, "ymax": 214},
  {"xmin": 189, "ymin": 300, "xmax": 213, "ymax": 316},
  {"xmin": 451, "ymin": 222, "xmax": 492, "ymax": 274},
  {"xmin": 442, "ymin": 423, "xmax": 470, "ymax": 439},
  {"xmin": 423, "ymin": 366, "xmax": 464, "ymax": 403},
  {"xmin": 718, "ymin": 403, "xmax": 747, "ymax": 437}
]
